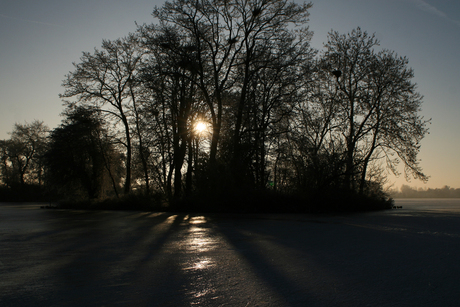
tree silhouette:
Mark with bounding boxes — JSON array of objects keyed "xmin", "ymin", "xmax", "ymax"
[
  {"xmin": 0, "ymin": 121, "xmax": 48, "ymax": 188},
  {"xmin": 320, "ymin": 28, "xmax": 429, "ymax": 194},
  {"xmin": 61, "ymin": 34, "xmax": 146, "ymax": 195},
  {"xmin": 48, "ymin": 2, "xmax": 430, "ymax": 211},
  {"xmin": 147, "ymin": 0, "xmax": 313, "ymax": 196},
  {"xmin": 44, "ymin": 107, "xmax": 122, "ymax": 200}
]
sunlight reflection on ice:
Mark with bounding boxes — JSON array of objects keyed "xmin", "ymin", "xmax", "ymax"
[
  {"xmin": 189, "ymin": 216, "xmax": 207, "ymax": 224},
  {"xmin": 185, "ymin": 218, "xmax": 220, "ymax": 253},
  {"xmin": 187, "ymin": 228, "xmax": 220, "ymax": 252},
  {"xmin": 191, "ymin": 288, "xmax": 215, "ymax": 300},
  {"xmin": 183, "ymin": 257, "xmax": 215, "ymax": 271},
  {"xmin": 180, "ymin": 217, "xmax": 221, "ymax": 304},
  {"xmin": 166, "ymin": 214, "xmax": 178, "ymax": 223}
]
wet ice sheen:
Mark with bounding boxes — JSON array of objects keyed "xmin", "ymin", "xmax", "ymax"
[{"xmin": 170, "ymin": 216, "xmax": 224, "ymax": 304}]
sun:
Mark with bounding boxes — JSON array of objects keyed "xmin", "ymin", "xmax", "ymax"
[{"xmin": 194, "ymin": 121, "xmax": 208, "ymax": 135}]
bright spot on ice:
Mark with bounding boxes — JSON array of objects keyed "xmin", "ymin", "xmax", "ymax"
[{"xmin": 189, "ymin": 216, "xmax": 206, "ymax": 224}]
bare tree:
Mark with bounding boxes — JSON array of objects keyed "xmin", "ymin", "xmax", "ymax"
[
  {"xmin": 152, "ymin": 0, "xmax": 312, "ymax": 166},
  {"xmin": 148, "ymin": 0, "xmax": 313, "ymax": 198},
  {"xmin": 0, "ymin": 121, "xmax": 48, "ymax": 187},
  {"xmin": 320, "ymin": 28, "xmax": 430, "ymax": 193},
  {"xmin": 61, "ymin": 34, "xmax": 147, "ymax": 194},
  {"xmin": 139, "ymin": 24, "xmax": 201, "ymax": 199}
]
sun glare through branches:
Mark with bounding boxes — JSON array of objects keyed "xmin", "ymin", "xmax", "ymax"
[{"xmin": 194, "ymin": 121, "xmax": 208, "ymax": 135}]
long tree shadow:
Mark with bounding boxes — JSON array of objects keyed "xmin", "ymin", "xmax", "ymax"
[
  {"xmin": 52, "ymin": 212, "xmax": 193, "ymax": 306},
  {"xmin": 1, "ymin": 209, "xmax": 193, "ymax": 306},
  {"xmin": 212, "ymin": 213, "xmax": 460, "ymax": 306},
  {"xmin": 213, "ymin": 217, "xmax": 326, "ymax": 306},
  {"xmin": 113, "ymin": 213, "xmax": 193, "ymax": 306}
]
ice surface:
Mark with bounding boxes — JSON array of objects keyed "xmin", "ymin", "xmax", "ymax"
[{"xmin": 1, "ymin": 200, "xmax": 460, "ymax": 306}]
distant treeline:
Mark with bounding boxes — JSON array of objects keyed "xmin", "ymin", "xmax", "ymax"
[{"xmin": 390, "ymin": 185, "xmax": 460, "ymax": 198}]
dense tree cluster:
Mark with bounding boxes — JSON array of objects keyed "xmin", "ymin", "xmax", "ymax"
[
  {"xmin": 0, "ymin": 0, "xmax": 430, "ymax": 212},
  {"xmin": 0, "ymin": 121, "xmax": 48, "ymax": 201}
]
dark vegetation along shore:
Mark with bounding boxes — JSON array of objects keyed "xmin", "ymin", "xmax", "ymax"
[{"xmin": 0, "ymin": 0, "xmax": 429, "ymax": 214}]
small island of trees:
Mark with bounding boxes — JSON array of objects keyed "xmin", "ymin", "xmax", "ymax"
[{"xmin": 0, "ymin": 0, "xmax": 430, "ymax": 213}]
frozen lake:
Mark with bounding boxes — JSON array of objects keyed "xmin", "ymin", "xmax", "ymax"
[
  {"xmin": 1, "ymin": 200, "xmax": 460, "ymax": 306},
  {"xmin": 394, "ymin": 198, "xmax": 460, "ymax": 213}
]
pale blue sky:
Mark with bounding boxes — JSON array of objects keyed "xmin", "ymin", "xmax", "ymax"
[{"xmin": 1, "ymin": 0, "xmax": 459, "ymax": 190}]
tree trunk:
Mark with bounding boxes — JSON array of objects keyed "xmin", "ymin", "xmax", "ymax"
[{"xmin": 121, "ymin": 114, "xmax": 132, "ymax": 194}]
